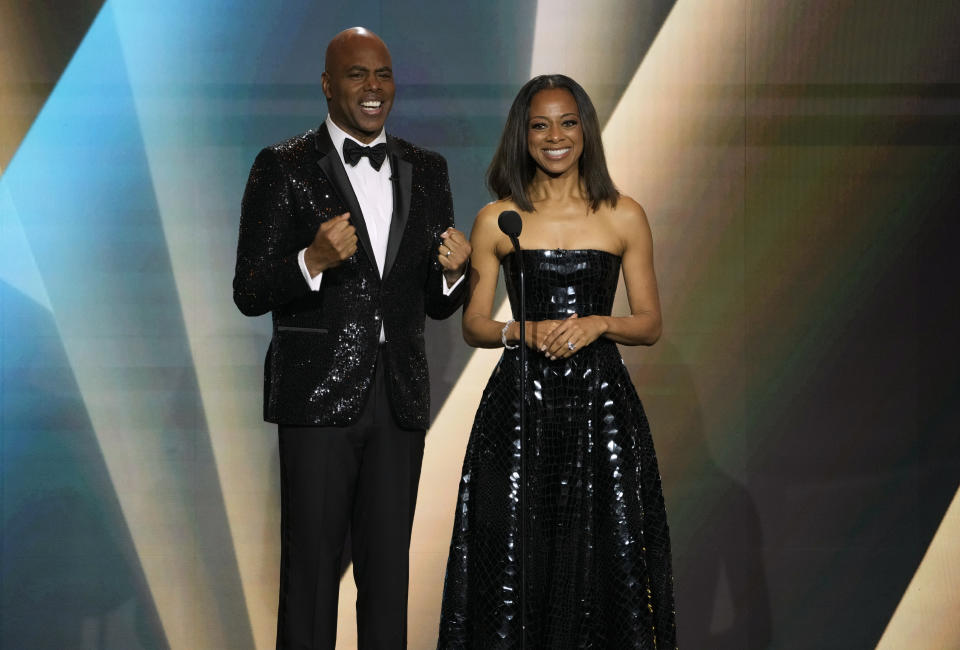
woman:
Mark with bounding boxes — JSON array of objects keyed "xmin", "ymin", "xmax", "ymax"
[{"xmin": 438, "ymin": 75, "xmax": 677, "ymax": 649}]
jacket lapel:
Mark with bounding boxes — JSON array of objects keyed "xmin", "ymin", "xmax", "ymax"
[
  {"xmin": 314, "ymin": 124, "xmax": 376, "ymax": 273},
  {"xmin": 383, "ymin": 136, "xmax": 412, "ymax": 280}
]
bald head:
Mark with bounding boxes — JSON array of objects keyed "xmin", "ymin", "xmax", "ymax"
[
  {"xmin": 325, "ymin": 27, "xmax": 388, "ymax": 74},
  {"xmin": 321, "ymin": 27, "xmax": 395, "ymax": 144}
]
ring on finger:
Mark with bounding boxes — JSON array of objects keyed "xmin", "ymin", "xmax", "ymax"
[{"xmin": 567, "ymin": 341, "xmax": 576, "ymax": 351}]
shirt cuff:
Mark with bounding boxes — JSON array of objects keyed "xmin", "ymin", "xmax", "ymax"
[
  {"xmin": 298, "ymin": 248, "xmax": 323, "ymax": 291},
  {"xmin": 442, "ymin": 272, "xmax": 465, "ymax": 296}
]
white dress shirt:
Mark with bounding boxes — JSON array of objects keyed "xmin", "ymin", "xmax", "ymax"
[{"xmin": 298, "ymin": 116, "xmax": 464, "ymax": 339}]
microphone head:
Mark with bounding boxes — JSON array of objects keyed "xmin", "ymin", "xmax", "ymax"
[{"xmin": 498, "ymin": 210, "xmax": 522, "ymax": 238}]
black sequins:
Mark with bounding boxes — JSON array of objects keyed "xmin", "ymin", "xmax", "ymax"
[{"xmin": 233, "ymin": 127, "xmax": 466, "ymax": 428}]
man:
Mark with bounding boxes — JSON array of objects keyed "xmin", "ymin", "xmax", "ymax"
[{"xmin": 233, "ymin": 27, "xmax": 470, "ymax": 649}]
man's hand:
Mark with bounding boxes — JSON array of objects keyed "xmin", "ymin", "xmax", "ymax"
[
  {"xmin": 304, "ymin": 213, "xmax": 357, "ymax": 277},
  {"xmin": 438, "ymin": 227, "xmax": 471, "ymax": 287}
]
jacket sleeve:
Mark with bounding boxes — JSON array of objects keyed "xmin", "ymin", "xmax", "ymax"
[
  {"xmin": 233, "ymin": 148, "xmax": 312, "ymax": 317},
  {"xmin": 424, "ymin": 155, "xmax": 469, "ymax": 320}
]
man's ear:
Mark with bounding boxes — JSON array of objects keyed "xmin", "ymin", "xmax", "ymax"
[{"xmin": 321, "ymin": 71, "xmax": 331, "ymax": 100}]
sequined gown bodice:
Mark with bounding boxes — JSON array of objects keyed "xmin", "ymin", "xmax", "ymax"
[{"xmin": 438, "ymin": 250, "xmax": 677, "ymax": 649}]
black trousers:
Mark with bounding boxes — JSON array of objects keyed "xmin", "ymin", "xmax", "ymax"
[{"xmin": 276, "ymin": 350, "xmax": 425, "ymax": 649}]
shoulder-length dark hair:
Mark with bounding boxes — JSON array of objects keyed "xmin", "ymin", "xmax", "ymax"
[{"xmin": 487, "ymin": 74, "xmax": 618, "ymax": 212}]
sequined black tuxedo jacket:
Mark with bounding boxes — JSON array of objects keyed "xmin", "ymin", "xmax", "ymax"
[{"xmin": 233, "ymin": 124, "xmax": 466, "ymax": 428}]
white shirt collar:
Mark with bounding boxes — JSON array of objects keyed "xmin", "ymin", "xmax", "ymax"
[{"xmin": 324, "ymin": 115, "xmax": 387, "ymax": 162}]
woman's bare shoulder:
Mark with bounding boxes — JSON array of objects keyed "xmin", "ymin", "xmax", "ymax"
[
  {"xmin": 603, "ymin": 194, "xmax": 651, "ymax": 249},
  {"xmin": 477, "ymin": 198, "xmax": 520, "ymax": 218},
  {"xmin": 474, "ymin": 198, "xmax": 521, "ymax": 232},
  {"xmin": 610, "ymin": 194, "xmax": 648, "ymax": 222}
]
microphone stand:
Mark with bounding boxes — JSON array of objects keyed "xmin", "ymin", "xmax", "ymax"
[
  {"xmin": 498, "ymin": 210, "xmax": 526, "ymax": 647},
  {"xmin": 508, "ymin": 235, "xmax": 527, "ymax": 649}
]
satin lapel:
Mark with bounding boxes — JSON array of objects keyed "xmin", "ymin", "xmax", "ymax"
[
  {"xmin": 314, "ymin": 124, "xmax": 375, "ymax": 271},
  {"xmin": 383, "ymin": 138, "xmax": 412, "ymax": 280}
]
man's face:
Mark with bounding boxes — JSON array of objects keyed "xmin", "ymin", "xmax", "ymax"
[{"xmin": 322, "ymin": 34, "xmax": 395, "ymax": 144}]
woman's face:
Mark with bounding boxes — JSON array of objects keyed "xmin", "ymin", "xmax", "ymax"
[{"xmin": 526, "ymin": 87, "xmax": 583, "ymax": 177}]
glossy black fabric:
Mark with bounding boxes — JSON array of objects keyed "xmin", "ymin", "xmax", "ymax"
[
  {"xmin": 233, "ymin": 124, "xmax": 466, "ymax": 428},
  {"xmin": 439, "ymin": 249, "xmax": 677, "ymax": 649}
]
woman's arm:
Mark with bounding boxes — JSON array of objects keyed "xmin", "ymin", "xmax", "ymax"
[
  {"xmin": 600, "ymin": 196, "xmax": 662, "ymax": 344},
  {"xmin": 540, "ymin": 197, "xmax": 662, "ymax": 358},
  {"xmin": 462, "ymin": 203, "xmax": 515, "ymax": 348}
]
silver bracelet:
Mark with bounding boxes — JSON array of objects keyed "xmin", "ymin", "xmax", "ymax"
[{"xmin": 501, "ymin": 319, "xmax": 518, "ymax": 350}]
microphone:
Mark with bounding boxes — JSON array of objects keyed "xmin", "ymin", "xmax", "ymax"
[
  {"xmin": 498, "ymin": 210, "xmax": 522, "ymax": 241},
  {"xmin": 498, "ymin": 209, "xmax": 527, "ymax": 646}
]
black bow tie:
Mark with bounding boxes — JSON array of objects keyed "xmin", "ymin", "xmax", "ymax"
[{"xmin": 342, "ymin": 139, "xmax": 387, "ymax": 171}]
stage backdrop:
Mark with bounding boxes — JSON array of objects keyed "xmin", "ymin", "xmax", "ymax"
[{"xmin": 1, "ymin": 1, "xmax": 958, "ymax": 648}]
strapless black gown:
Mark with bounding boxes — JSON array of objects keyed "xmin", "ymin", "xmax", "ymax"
[{"xmin": 438, "ymin": 250, "xmax": 677, "ymax": 649}]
